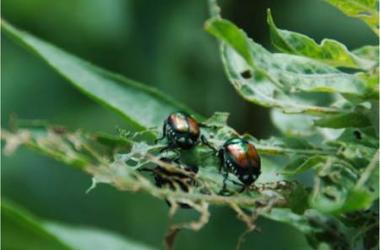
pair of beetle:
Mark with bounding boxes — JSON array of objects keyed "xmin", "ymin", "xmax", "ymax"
[{"xmin": 153, "ymin": 111, "xmax": 261, "ymax": 194}]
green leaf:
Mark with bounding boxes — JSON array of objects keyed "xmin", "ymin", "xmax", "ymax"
[
  {"xmin": 314, "ymin": 110, "xmax": 372, "ymax": 128},
  {"xmin": 303, "ymin": 210, "xmax": 350, "ymax": 249},
  {"xmin": 271, "ymin": 110, "xmax": 315, "ymax": 136},
  {"xmin": 285, "ymin": 183, "xmax": 311, "ymax": 214},
  {"xmin": 355, "ymin": 71, "xmax": 379, "ymax": 99},
  {"xmin": 369, "ymin": 100, "xmax": 379, "ymax": 135},
  {"xmin": 205, "ymin": 18, "xmax": 370, "ymax": 115},
  {"xmin": 44, "ymin": 223, "xmax": 156, "ymax": 250},
  {"xmin": 265, "ymin": 209, "xmax": 351, "ymax": 249},
  {"xmin": 267, "ymin": 9, "xmax": 377, "ymax": 70},
  {"xmin": 353, "ymin": 45, "xmax": 380, "ymax": 62},
  {"xmin": 333, "ymin": 127, "xmax": 379, "ymax": 148},
  {"xmin": 2, "ymin": 201, "xmax": 157, "ymax": 250},
  {"xmin": 282, "ymin": 156, "xmax": 326, "ymax": 176},
  {"xmin": 245, "ymin": 135, "xmax": 334, "ymax": 157},
  {"xmin": 328, "ymin": 128, "xmax": 378, "ymax": 167},
  {"xmin": 2, "ymin": 201, "xmax": 73, "ymax": 250},
  {"xmin": 325, "ymin": 0, "xmax": 379, "ymax": 35},
  {"xmin": 263, "ymin": 208, "xmax": 316, "ymax": 234},
  {"xmin": 344, "ymin": 151, "xmax": 380, "ymax": 211},
  {"xmin": 1, "ymin": 20, "xmax": 201, "ymax": 136},
  {"xmin": 204, "ymin": 17, "xmax": 254, "ymax": 67},
  {"xmin": 342, "ymin": 187, "xmax": 375, "ymax": 211}
]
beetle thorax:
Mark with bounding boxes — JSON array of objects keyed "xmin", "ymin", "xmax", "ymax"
[{"xmin": 168, "ymin": 113, "xmax": 200, "ymax": 136}]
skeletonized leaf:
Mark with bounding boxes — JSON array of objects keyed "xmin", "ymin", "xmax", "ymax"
[
  {"xmin": 309, "ymin": 157, "xmax": 358, "ymax": 213},
  {"xmin": 309, "ymin": 154, "xmax": 378, "ymax": 213},
  {"xmin": 282, "ymin": 151, "xmax": 377, "ymax": 214},
  {"xmin": 1, "ymin": 122, "xmax": 291, "ymax": 207},
  {"xmin": 205, "ymin": 18, "xmax": 371, "ymax": 115}
]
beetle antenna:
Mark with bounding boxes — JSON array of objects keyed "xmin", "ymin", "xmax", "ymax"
[
  {"xmin": 199, "ymin": 122, "xmax": 220, "ymax": 129},
  {"xmin": 154, "ymin": 123, "xmax": 167, "ymax": 143},
  {"xmin": 218, "ymin": 171, "xmax": 230, "ymax": 195}
]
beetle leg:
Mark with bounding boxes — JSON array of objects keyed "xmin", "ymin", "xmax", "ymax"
[
  {"xmin": 171, "ymin": 156, "xmax": 183, "ymax": 165},
  {"xmin": 200, "ymin": 135, "xmax": 218, "ymax": 153},
  {"xmin": 159, "ymin": 143, "xmax": 175, "ymax": 154},
  {"xmin": 155, "ymin": 122, "xmax": 167, "ymax": 143},
  {"xmin": 238, "ymin": 185, "xmax": 246, "ymax": 193},
  {"xmin": 199, "ymin": 123, "xmax": 218, "ymax": 129},
  {"xmin": 229, "ymin": 179, "xmax": 243, "ymax": 186},
  {"xmin": 222, "ymin": 172, "xmax": 228, "ymax": 190},
  {"xmin": 159, "ymin": 145, "xmax": 177, "ymax": 154},
  {"xmin": 216, "ymin": 150, "xmax": 226, "ymax": 177},
  {"xmin": 218, "ymin": 167, "xmax": 230, "ymax": 195},
  {"xmin": 226, "ymin": 178, "xmax": 245, "ymax": 193},
  {"xmin": 159, "ymin": 146, "xmax": 181, "ymax": 163},
  {"xmin": 159, "ymin": 146, "xmax": 170, "ymax": 153}
]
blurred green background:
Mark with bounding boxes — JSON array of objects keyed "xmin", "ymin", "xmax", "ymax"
[{"xmin": 2, "ymin": 0, "xmax": 377, "ymax": 249}]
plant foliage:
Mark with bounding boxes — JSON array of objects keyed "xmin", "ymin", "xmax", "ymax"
[
  {"xmin": 1, "ymin": 0, "xmax": 379, "ymax": 249},
  {"xmin": 2, "ymin": 201, "xmax": 156, "ymax": 250}
]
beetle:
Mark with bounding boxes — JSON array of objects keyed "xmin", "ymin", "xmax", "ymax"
[
  {"xmin": 156, "ymin": 111, "xmax": 202, "ymax": 151},
  {"xmin": 152, "ymin": 158, "xmax": 199, "ymax": 208},
  {"xmin": 211, "ymin": 138, "xmax": 261, "ymax": 193},
  {"xmin": 138, "ymin": 158, "xmax": 198, "ymax": 208}
]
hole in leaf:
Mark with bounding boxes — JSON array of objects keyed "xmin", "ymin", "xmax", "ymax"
[
  {"xmin": 323, "ymin": 191, "xmax": 337, "ymax": 201},
  {"xmin": 353, "ymin": 130, "xmax": 362, "ymax": 140},
  {"xmin": 240, "ymin": 70, "xmax": 252, "ymax": 79},
  {"xmin": 126, "ymin": 159, "xmax": 138, "ymax": 166}
]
